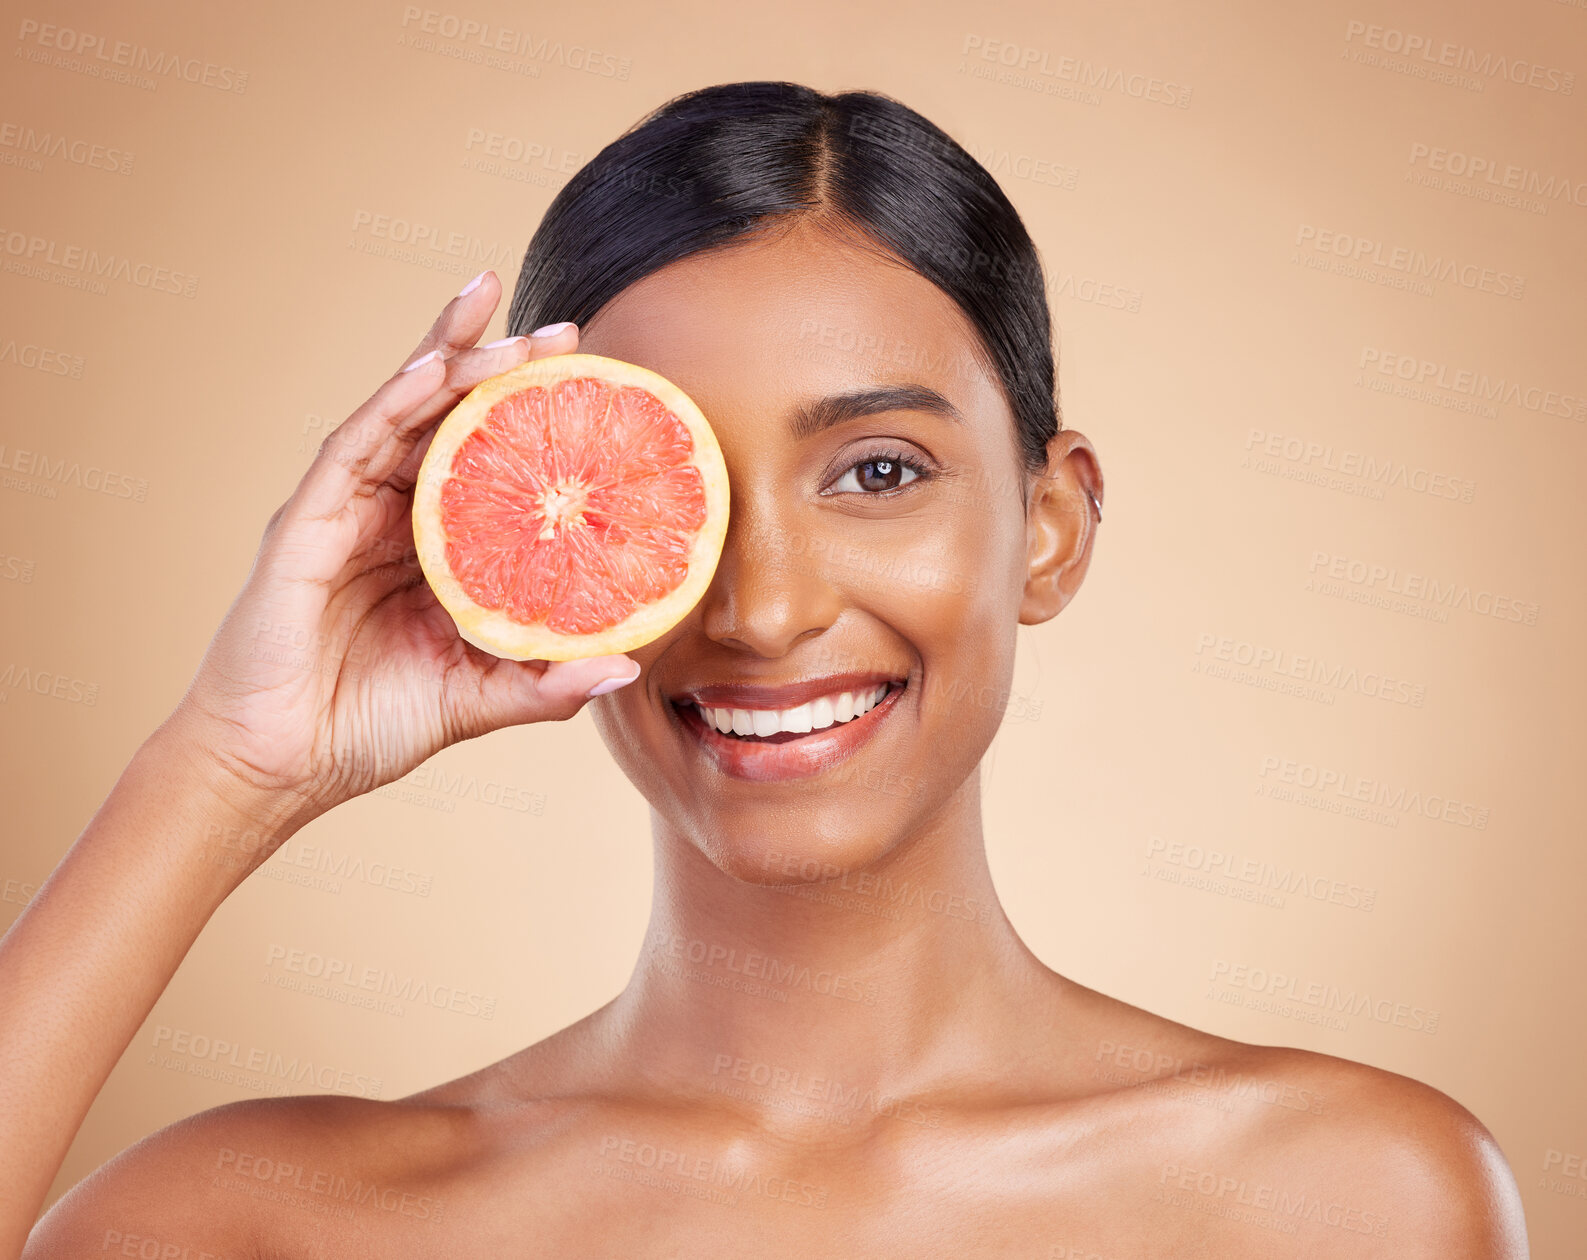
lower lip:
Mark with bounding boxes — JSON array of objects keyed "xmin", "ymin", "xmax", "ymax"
[{"xmin": 672, "ymin": 685, "xmax": 906, "ymax": 783}]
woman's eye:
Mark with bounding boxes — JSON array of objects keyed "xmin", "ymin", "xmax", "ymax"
[{"xmin": 828, "ymin": 455, "xmax": 923, "ymax": 495}]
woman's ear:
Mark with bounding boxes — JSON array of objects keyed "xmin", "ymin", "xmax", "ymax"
[{"xmin": 1019, "ymin": 430, "xmax": 1103, "ymax": 626}]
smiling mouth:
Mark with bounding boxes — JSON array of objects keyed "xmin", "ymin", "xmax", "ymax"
[{"xmin": 672, "ymin": 681, "xmax": 907, "ymax": 744}]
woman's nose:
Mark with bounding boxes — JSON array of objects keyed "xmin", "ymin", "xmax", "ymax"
[{"xmin": 694, "ymin": 503, "xmax": 845, "ymax": 658}]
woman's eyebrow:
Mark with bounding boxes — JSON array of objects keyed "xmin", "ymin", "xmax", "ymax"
[{"xmin": 788, "ymin": 384, "xmax": 964, "ymax": 440}]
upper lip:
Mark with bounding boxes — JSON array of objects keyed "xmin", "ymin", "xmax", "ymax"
[{"xmin": 670, "ymin": 672, "xmax": 907, "ymax": 711}]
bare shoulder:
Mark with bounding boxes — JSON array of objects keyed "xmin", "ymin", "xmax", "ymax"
[
  {"xmin": 1231, "ymin": 1043, "xmax": 1529, "ymax": 1258},
  {"xmin": 1067, "ymin": 985, "xmax": 1527, "ymax": 1257},
  {"xmin": 25, "ymin": 1017, "xmax": 601, "ymax": 1260},
  {"xmin": 24, "ymin": 1091, "xmax": 467, "ymax": 1259}
]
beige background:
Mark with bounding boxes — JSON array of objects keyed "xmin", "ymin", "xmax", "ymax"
[{"xmin": 2, "ymin": 0, "xmax": 1583, "ymax": 1251}]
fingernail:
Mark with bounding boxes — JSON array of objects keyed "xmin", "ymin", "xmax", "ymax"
[
  {"xmin": 483, "ymin": 336, "xmax": 529, "ymax": 350},
  {"xmin": 457, "ymin": 271, "xmax": 488, "ymax": 297},
  {"xmin": 401, "ymin": 349, "xmax": 443, "ymax": 373},
  {"xmin": 531, "ymin": 321, "xmax": 575, "ymax": 338},
  {"xmin": 586, "ymin": 662, "xmax": 641, "ymax": 698}
]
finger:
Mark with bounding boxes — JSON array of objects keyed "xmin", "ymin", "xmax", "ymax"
[
  {"xmin": 456, "ymin": 654, "xmax": 642, "ymax": 740},
  {"xmin": 382, "ymin": 322, "xmax": 581, "ymax": 494},
  {"xmin": 291, "ymin": 274, "xmax": 506, "ymax": 519},
  {"xmin": 287, "ymin": 319, "xmax": 580, "ymax": 558},
  {"xmin": 401, "ymin": 270, "xmax": 503, "ymax": 371},
  {"xmin": 288, "ymin": 299, "xmax": 566, "ymax": 531},
  {"xmin": 545, "ymin": 656, "xmax": 642, "ymax": 702},
  {"xmin": 288, "ymin": 357, "xmax": 448, "ymax": 525},
  {"xmin": 387, "ymin": 419, "xmax": 441, "ymax": 503},
  {"xmin": 320, "ymin": 321, "xmax": 581, "ymax": 517}
]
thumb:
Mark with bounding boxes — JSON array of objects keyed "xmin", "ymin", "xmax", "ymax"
[
  {"xmin": 540, "ymin": 655, "xmax": 643, "ymax": 704},
  {"xmin": 461, "ymin": 653, "xmax": 642, "ymax": 736}
]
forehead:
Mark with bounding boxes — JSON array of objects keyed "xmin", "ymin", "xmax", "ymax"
[{"xmin": 575, "ymin": 218, "xmax": 1005, "ymax": 424}]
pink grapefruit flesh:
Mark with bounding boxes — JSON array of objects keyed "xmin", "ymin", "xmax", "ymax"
[{"xmin": 413, "ymin": 352, "xmax": 730, "ymax": 661}]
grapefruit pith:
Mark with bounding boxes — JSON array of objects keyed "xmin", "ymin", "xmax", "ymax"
[{"xmin": 413, "ymin": 352, "xmax": 730, "ymax": 661}]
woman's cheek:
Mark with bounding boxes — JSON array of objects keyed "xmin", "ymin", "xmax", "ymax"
[{"xmin": 801, "ymin": 513, "xmax": 983, "ymax": 605}]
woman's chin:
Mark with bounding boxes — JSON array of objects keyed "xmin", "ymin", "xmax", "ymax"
[{"xmin": 700, "ymin": 831, "xmax": 904, "ymax": 889}]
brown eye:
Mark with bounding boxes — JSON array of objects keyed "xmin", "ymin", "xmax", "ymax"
[{"xmin": 829, "ymin": 454, "xmax": 924, "ymax": 495}]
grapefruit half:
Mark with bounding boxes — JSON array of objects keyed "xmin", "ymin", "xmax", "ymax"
[{"xmin": 413, "ymin": 352, "xmax": 730, "ymax": 661}]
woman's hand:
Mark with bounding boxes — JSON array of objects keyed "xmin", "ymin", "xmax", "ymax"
[{"xmin": 164, "ymin": 272, "xmax": 640, "ymax": 835}]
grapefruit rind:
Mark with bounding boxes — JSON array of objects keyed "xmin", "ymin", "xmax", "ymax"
[{"xmin": 412, "ymin": 352, "xmax": 729, "ymax": 662}]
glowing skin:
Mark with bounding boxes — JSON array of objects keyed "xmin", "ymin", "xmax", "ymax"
[{"xmin": 13, "ymin": 232, "xmax": 1526, "ymax": 1259}]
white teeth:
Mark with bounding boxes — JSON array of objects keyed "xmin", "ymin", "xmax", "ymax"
[{"xmin": 693, "ymin": 683, "xmax": 893, "ymax": 739}]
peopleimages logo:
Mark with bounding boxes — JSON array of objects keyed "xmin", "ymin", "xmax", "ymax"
[
  {"xmin": 960, "ymin": 36, "xmax": 1194, "ymax": 107},
  {"xmin": 649, "ymin": 930, "xmax": 879, "ymax": 1004},
  {"xmin": 1306, "ymin": 550, "xmax": 1539, "ymax": 626},
  {"xmin": 1209, "ymin": 960, "xmax": 1439, "ymax": 1034},
  {"xmin": 0, "ymin": 336, "xmax": 85, "ymax": 378},
  {"xmin": 14, "ymin": 18, "xmax": 252, "ymax": 93},
  {"xmin": 214, "ymin": 1148, "xmax": 442, "ymax": 1220},
  {"xmin": 262, "ymin": 946, "xmax": 497, "ymax": 1019},
  {"xmin": 1194, "ymin": 631, "xmax": 1427, "ymax": 707},
  {"xmin": 1096, "ymin": 1040, "xmax": 1326, "ymax": 1114},
  {"xmin": 0, "ymin": 443, "xmax": 147, "ymax": 500},
  {"xmin": 1343, "ymin": 21, "xmax": 1575, "ymax": 94},
  {"xmin": 595, "ymin": 1134, "xmax": 829, "ymax": 1208},
  {"xmin": 0, "ymin": 227, "xmax": 199, "ymax": 298},
  {"xmin": 761, "ymin": 851, "xmax": 993, "ymax": 923},
  {"xmin": 397, "ymin": 7, "xmax": 632, "ymax": 79},
  {"xmin": 1541, "ymin": 1149, "xmax": 1587, "ymax": 1200},
  {"xmin": 709, "ymin": 1053, "xmax": 945, "ymax": 1128},
  {"xmin": 1243, "ymin": 430, "xmax": 1475, "ymax": 504},
  {"xmin": 1146, "ymin": 837, "xmax": 1377, "ymax": 912},
  {"xmin": 1357, "ymin": 348, "xmax": 1586, "ymax": 422},
  {"xmin": 151, "ymin": 1025, "xmax": 383, "ymax": 1098},
  {"xmin": 1257, "ymin": 754, "xmax": 1490, "ymax": 831},
  {"xmin": 0, "ymin": 662, "xmax": 98, "ymax": 706},
  {"xmin": 348, "ymin": 209, "xmax": 517, "ymax": 275},
  {"xmin": 0, "ymin": 122, "xmax": 133, "ymax": 175},
  {"xmin": 1158, "ymin": 1161, "xmax": 1389, "ymax": 1236},
  {"xmin": 1294, "ymin": 225, "xmax": 1523, "ymax": 298},
  {"xmin": 1407, "ymin": 143, "xmax": 1587, "ymax": 210}
]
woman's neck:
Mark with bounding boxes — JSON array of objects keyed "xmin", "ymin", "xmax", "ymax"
[{"xmin": 595, "ymin": 775, "xmax": 1065, "ymax": 1114}]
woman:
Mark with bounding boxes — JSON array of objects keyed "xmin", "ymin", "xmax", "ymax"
[{"xmin": 4, "ymin": 82, "xmax": 1526, "ymax": 1257}]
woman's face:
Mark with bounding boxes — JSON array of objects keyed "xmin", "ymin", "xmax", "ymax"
[{"xmin": 578, "ymin": 217, "xmax": 1091, "ymax": 883}]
